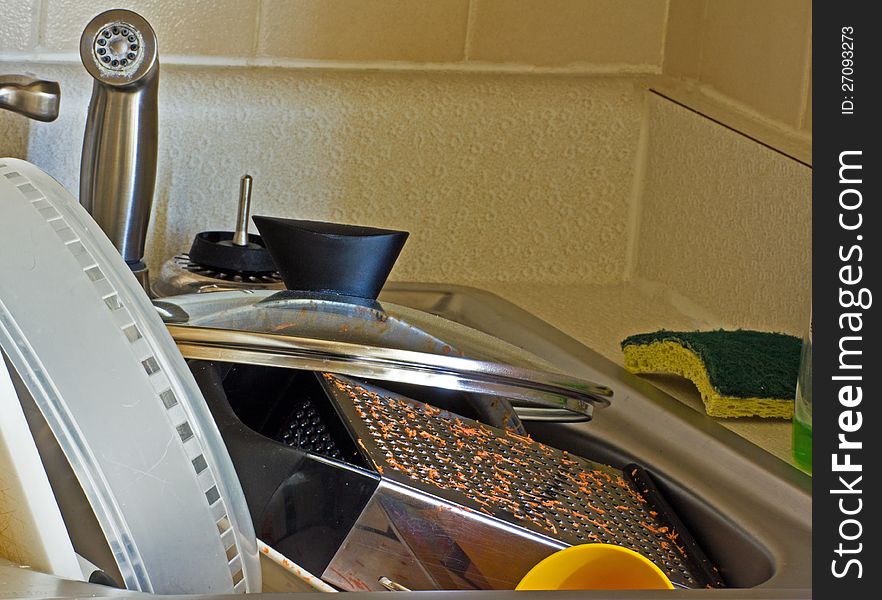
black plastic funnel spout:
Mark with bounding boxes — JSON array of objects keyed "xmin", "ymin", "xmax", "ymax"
[{"xmin": 252, "ymin": 216, "xmax": 408, "ymax": 300}]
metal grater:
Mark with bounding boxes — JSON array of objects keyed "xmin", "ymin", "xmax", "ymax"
[
  {"xmin": 274, "ymin": 394, "xmax": 343, "ymax": 460},
  {"xmin": 320, "ymin": 374, "xmax": 723, "ymax": 589}
]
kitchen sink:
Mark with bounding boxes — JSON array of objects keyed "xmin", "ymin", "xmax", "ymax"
[
  {"xmin": 0, "ymin": 282, "xmax": 810, "ymax": 599},
  {"xmin": 379, "ymin": 283, "xmax": 811, "ymax": 597}
]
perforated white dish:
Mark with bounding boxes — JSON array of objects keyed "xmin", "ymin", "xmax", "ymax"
[{"xmin": 0, "ymin": 158, "xmax": 260, "ymax": 593}]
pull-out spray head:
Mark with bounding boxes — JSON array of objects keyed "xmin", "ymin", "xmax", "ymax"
[
  {"xmin": 79, "ymin": 9, "xmax": 159, "ymax": 291},
  {"xmin": 80, "ymin": 9, "xmax": 157, "ymax": 86}
]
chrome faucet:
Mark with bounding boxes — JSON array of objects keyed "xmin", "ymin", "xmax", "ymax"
[
  {"xmin": 79, "ymin": 9, "xmax": 159, "ymax": 291},
  {"xmin": 0, "ymin": 75, "xmax": 60, "ymax": 122}
]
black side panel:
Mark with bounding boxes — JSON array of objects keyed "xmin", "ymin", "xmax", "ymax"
[
  {"xmin": 625, "ymin": 464, "xmax": 726, "ymax": 588},
  {"xmin": 221, "ymin": 364, "xmax": 364, "ymax": 465},
  {"xmin": 257, "ymin": 458, "xmax": 379, "ymax": 576},
  {"xmin": 189, "ymin": 361, "xmax": 379, "ymax": 574}
]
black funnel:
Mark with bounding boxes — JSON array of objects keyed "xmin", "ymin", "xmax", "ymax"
[{"xmin": 252, "ymin": 216, "xmax": 408, "ymax": 300}]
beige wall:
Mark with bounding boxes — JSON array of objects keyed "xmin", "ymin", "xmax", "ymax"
[
  {"xmin": 2, "ymin": 1, "xmax": 812, "ymax": 335},
  {"xmin": 664, "ymin": 0, "xmax": 812, "ymax": 134},
  {"xmin": 2, "ymin": 1, "xmax": 813, "ymax": 136},
  {"xmin": 634, "ymin": 94, "xmax": 811, "ymax": 333},
  {"xmin": 3, "ymin": 0, "xmax": 668, "ymax": 70},
  {"xmin": 6, "ymin": 62, "xmax": 646, "ymax": 286}
]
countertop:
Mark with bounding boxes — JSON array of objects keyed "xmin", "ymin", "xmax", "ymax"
[{"xmin": 477, "ymin": 280, "xmax": 797, "ymax": 467}]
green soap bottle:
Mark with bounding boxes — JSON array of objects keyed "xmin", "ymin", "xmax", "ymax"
[{"xmin": 792, "ymin": 315, "xmax": 812, "ymax": 473}]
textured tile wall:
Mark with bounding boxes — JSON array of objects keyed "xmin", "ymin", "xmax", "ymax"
[
  {"xmin": 635, "ymin": 93, "xmax": 811, "ymax": 334},
  {"xmin": 2, "ymin": 0, "xmax": 667, "ymax": 70},
  {"xmin": 662, "ymin": 0, "xmax": 703, "ymax": 80},
  {"xmin": 0, "ymin": 0, "xmax": 38, "ymax": 52},
  {"xmin": 11, "ymin": 63, "xmax": 645, "ymax": 286},
  {"xmin": 3, "ymin": 1, "xmax": 811, "ymax": 132},
  {"xmin": 664, "ymin": 0, "xmax": 812, "ymax": 131},
  {"xmin": 40, "ymin": 0, "xmax": 261, "ymax": 56},
  {"xmin": 258, "ymin": 0, "xmax": 471, "ymax": 62},
  {"xmin": 0, "ymin": 113, "xmax": 29, "ymax": 158},
  {"xmin": 2, "ymin": 1, "xmax": 814, "ymax": 328},
  {"xmin": 467, "ymin": 0, "xmax": 667, "ymax": 68}
]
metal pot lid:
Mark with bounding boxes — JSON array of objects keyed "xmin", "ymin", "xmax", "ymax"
[
  {"xmin": 0, "ymin": 159, "xmax": 260, "ymax": 593},
  {"xmin": 157, "ymin": 290, "xmax": 613, "ymax": 419}
]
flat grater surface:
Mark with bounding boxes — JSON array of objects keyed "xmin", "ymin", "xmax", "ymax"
[{"xmin": 320, "ymin": 374, "xmax": 723, "ymax": 589}]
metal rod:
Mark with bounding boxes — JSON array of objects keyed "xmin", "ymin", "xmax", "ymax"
[
  {"xmin": 233, "ymin": 174, "xmax": 253, "ymax": 247},
  {"xmin": 258, "ymin": 539, "xmax": 337, "ymax": 592},
  {"xmin": 378, "ymin": 577, "xmax": 410, "ymax": 592}
]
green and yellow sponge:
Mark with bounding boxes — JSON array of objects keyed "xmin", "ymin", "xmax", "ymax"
[{"xmin": 621, "ymin": 330, "xmax": 802, "ymax": 418}]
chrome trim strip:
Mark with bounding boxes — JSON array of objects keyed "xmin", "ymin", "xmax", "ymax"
[{"xmin": 168, "ymin": 325, "xmax": 612, "ymax": 419}]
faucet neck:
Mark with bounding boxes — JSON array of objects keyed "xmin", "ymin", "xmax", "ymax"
[{"xmin": 0, "ymin": 75, "xmax": 61, "ymax": 122}]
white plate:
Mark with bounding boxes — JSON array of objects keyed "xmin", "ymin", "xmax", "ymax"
[{"xmin": 0, "ymin": 158, "xmax": 260, "ymax": 593}]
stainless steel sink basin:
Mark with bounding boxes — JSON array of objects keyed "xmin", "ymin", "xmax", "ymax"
[
  {"xmin": 0, "ymin": 282, "xmax": 811, "ymax": 599},
  {"xmin": 379, "ymin": 283, "xmax": 811, "ymax": 597}
]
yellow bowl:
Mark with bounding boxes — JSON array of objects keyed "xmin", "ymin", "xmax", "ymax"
[{"xmin": 516, "ymin": 544, "xmax": 675, "ymax": 591}]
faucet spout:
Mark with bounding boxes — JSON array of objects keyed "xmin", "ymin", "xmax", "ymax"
[
  {"xmin": 0, "ymin": 75, "xmax": 61, "ymax": 122},
  {"xmin": 79, "ymin": 9, "xmax": 159, "ymax": 293}
]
